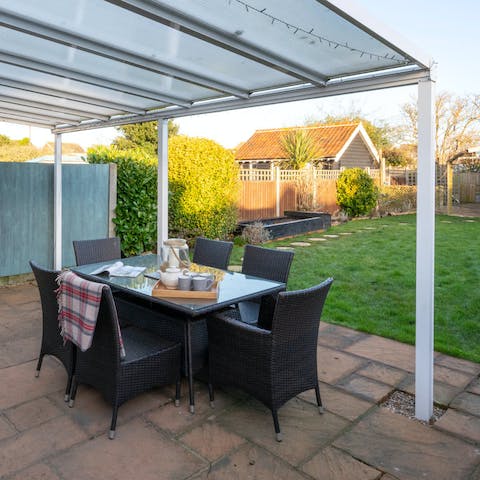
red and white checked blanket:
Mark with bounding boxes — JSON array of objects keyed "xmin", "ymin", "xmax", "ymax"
[{"xmin": 56, "ymin": 271, "xmax": 125, "ymax": 358}]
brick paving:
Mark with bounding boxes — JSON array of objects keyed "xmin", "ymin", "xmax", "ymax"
[{"xmin": 1, "ymin": 284, "xmax": 480, "ymax": 480}]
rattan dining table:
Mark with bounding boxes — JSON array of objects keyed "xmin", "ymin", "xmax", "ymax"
[{"xmin": 72, "ymin": 253, "xmax": 285, "ymax": 413}]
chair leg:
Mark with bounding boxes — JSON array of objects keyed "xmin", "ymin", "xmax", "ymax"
[
  {"xmin": 208, "ymin": 382, "xmax": 215, "ymax": 408},
  {"xmin": 109, "ymin": 404, "xmax": 119, "ymax": 440},
  {"xmin": 175, "ymin": 379, "xmax": 181, "ymax": 407},
  {"xmin": 68, "ymin": 376, "xmax": 78, "ymax": 408},
  {"xmin": 64, "ymin": 375, "xmax": 73, "ymax": 403},
  {"xmin": 315, "ymin": 385, "xmax": 324, "ymax": 414},
  {"xmin": 272, "ymin": 410, "xmax": 282, "ymax": 442},
  {"xmin": 35, "ymin": 353, "xmax": 44, "ymax": 377}
]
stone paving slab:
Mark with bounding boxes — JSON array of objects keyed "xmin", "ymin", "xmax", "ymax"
[
  {"xmin": 355, "ymin": 362, "xmax": 407, "ymax": 387},
  {"xmin": 4, "ymin": 396, "xmax": 64, "ymax": 432},
  {"xmin": 217, "ymin": 397, "xmax": 350, "ymax": 467},
  {"xmin": 52, "ymin": 383, "xmax": 173, "ymax": 437},
  {"xmin": 301, "ymin": 446, "xmax": 382, "ymax": 480},
  {"xmin": 0, "ymin": 358, "xmax": 66, "ymax": 410},
  {"xmin": 398, "ymin": 374, "xmax": 462, "ymax": 407},
  {"xmin": 434, "ymin": 408, "xmax": 480, "ymax": 443},
  {"xmin": 193, "ymin": 443, "xmax": 308, "ymax": 480},
  {"xmin": 468, "ymin": 378, "xmax": 480, "ymax": 395},
  {"xmin": 146, "ymin": 385, "xmax": 239, "ymax": 436},
  {"xmin": 318, "ymin": 323, "xmax": 368, "ymax": 350},
  {"xmin": 9, "ymin": 462, "xmax": 62, "ymax": 480},
  {"xmin": 336, "ymin": 374, "xmax": 393, "ymax": 403},
  {"xmin": 334, "ymin": 408, "xmax": 480, "ymax": 480},
  {"xmin": 317, "ymin": 345, "xmax": 366, "ymax": 384},
  {"xmin": 433, "ymin": 364, "xmax": 475, "ymax": 389},
  {"xmin": 0, "ymin": 335, "xmax": 39, "ymax": 369},
  {"xmin": 434, "ymin": 353, "xmax": 480, "ymax": 376},
  {"xmin": 179, "ymin": 420, "xmax": 246, "ymax": 462},
  {"xmin": 450, "ymin": 391, "xmax": 480, "ymax": 417},
  {"xmin": 50, "ymin": 417, "xmax": 207, "ymax": 480},
  {"xmin": 0, "ymin": 415, "xmax": 88, "ymax": 478},
  {"xmin": 345, "ymin": 336, "xmax": 415, "ymax": 372},
  {"xmin": 299, "ymin": 383, "xmax": 374, "ymax": 421}
]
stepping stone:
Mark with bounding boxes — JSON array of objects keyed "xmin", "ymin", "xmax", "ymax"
[
  {"xmin": 276, "ymin": 246, "xmax": 295, "ymax": 251},
  {"xmin": 339, "ymin": 232, "xmax": 353, "ymax": 235},
  {"xmin": 364, "ymin": 227, "xmax": 375, "ymax": 230},
  {"xmin": 290, "ymin": 242, "xmax": 311, "ymax": 247},
  {"xmin": 324, "ymin": 234, "xmax": 339, "ymax": 238},
  {"xmin": 464, "ymin": 219, "xmax": 475, "ymax": 222},
  {"xmin": 440, "ymin": 220, "xmax": 452, "ymax": 223},
  {"xmin": 308, "ymin": 237, "xmax": 327, "ymax": 242}
]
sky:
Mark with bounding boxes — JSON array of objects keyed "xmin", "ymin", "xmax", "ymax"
[{"xmin": 1, "ymin": 0, "xmax": 478, "ymax": 150}]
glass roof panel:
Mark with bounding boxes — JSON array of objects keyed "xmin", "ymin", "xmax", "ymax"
[
  {"xmin": 0, "ymin": 27, "xmax": 220, "ymax": 104},
  {"xmin": 0, "ymin": 63, "xmax": 166, "ymax": 111},
  {"xmin": 154, "ymin": 0, "xmax": 414, "ymax": 78},
  {"xmin": 0, "ymin": 0, "xmax": 298, "ymax": 93}
]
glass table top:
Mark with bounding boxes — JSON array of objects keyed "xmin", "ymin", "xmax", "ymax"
[{"xmin": 72, "ymin": 253, "xmax": 285, "ymax": 317}]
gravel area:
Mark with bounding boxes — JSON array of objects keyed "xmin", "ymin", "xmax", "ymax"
[{"xmin": 380, "ymin": 390, "xmax": 445, "ymax": 425}]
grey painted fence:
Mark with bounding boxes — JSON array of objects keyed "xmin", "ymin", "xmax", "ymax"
[{"xmin": 0, "ymin": 162, "xmax": 115, "ymax": 277}]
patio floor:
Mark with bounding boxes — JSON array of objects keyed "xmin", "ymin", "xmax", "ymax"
[{"xmin": 1, "ymin": 283, "xmax": 480, "ymax": 480}]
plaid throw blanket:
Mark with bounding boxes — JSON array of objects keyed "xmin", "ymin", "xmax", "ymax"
[{"xmin": 56, "ymin": 271, "xmax": 125, "ymax": 358}]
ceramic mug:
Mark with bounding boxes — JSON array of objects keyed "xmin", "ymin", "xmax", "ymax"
[
  {"xmin": 178, "ymin": 275, "xmax": 192, "ymax": 291},
  {"xmin": 192, "ymin": 275, "xmax": 213, "ymax": 291}
]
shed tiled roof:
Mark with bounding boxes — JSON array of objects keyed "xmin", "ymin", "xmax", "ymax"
[{"xmin": 235, "ymin": 123, "xmax": 359, "ymax": 160}]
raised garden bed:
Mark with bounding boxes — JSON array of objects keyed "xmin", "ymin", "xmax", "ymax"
[{"xmin": 239, "ymin": 211, "xmax": 331, "ymax": 240}]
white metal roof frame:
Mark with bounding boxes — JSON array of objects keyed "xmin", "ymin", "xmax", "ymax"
[
  {"xmin": 0, "ymin": 0, "xmax": 433, "ymax": 132},
  {"xmin": 0, "ymin": 0, "xmax": 436, "ymax": 423}
]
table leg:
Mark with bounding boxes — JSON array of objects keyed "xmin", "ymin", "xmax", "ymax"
[{"xmin": 185, "ymin": 320, "xmax": 195, "ymax": 414}]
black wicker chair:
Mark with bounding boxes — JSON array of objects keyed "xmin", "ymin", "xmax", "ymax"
[
  {"xmin": 72, "ymin": 237, "xmax": 121, "ymax": 266},
  {"xmin": 237, "ymin": 245, "xmax": 294, "ymax": 326},
  {"xmin": 192, "ymin": 237, "xmax": 233, "ymax": 270},
  {"xmin": 29, "ymin": 261, "xmax": 74, "ymax": 402},
  {"xmin": 207, "ymin": 277, "xmax": 333, "ymax": 442},
  {"xmin": 68, "ymin": 285, "xmax": 182, "ymax": 439}
]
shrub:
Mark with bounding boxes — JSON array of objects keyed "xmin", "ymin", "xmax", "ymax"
[
  {"xmin": 87, "ymin": 136, "xmax": 239, "ymax": 254},
  {"xmin": 168, "ymin": 136, "xmax": 239, "ymax": 239},
  {"xmin": 377, "ymin": 186, "xmax": 417, "ymax": 215},
  {"xmin": 241, "ymin": 222, "xmax": 271, "ymax": 244},
  {"xmin": 336, "ymin": 168, "xmax": 378, "ymax": 217},
  {"xmin": 88, "ymin": 146, "xmax": 157, "ymax": 256}
]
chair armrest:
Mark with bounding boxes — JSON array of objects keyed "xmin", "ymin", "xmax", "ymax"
[{"xmin": 207, "ymin": 312, "xmax": 272, "ymax": 361}]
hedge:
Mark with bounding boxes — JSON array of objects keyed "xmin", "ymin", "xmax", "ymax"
[{"xmin": 87, "ymin": 137, "xmax": 239, "ymax": 255}]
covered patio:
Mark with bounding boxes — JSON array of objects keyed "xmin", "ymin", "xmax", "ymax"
[
  {"xmin": 1, "ymin": 0, "xmax": 472, "ymax": 475},
  {"xmin": 1, "ymin": 283, "xmax": 480, "ymax": 479}
]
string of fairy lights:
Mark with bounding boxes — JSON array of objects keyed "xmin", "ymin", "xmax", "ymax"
[{"xmin": 228, "ymin": 0, "xmax": 408, "ymax": 65}]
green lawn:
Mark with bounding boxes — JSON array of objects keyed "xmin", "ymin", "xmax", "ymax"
[{"xmin": 230, "ymin": 214, "xmax": 480, "ymax": 363}]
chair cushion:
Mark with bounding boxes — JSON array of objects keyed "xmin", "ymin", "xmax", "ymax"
[{"xmin": 121, "ymin": 326, "xmax": 180, "ymax": 364}]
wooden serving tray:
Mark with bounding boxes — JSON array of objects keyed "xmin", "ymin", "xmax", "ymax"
[{"xmin": 152, "ymin": 280, "xmax": 218, "ymax": 299}]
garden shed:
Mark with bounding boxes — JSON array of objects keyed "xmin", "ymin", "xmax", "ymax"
[
  {"xmin": 236, "ymin": 122, "xmax": 379, "ymax": 169},
  {"xmin": 0, "ymin": 0, "xmax": 436, "ymax": 421}
]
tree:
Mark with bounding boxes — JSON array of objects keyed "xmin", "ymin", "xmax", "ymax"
[
  {"xmin": 307, "ymin": 112, "xmax": 394, "ymax": 152},
  {"xmin": 280, "ymin": 129, "xmax": 318, "ymax": 169},
  {"xmin": 401, "ymin": 91, "xmax": 480, "ymax": 165},
  {"xmin": 113, "ymin": 120, "xmax": 179, "ymax": 154}
]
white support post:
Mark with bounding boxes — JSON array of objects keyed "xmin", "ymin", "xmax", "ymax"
[
  {"xmin": 415, "ymin": 76, "xmax": 436, "ymax": 421},
  {"xmin": 157, "ymin": 119, "xmax": 169, "ymax": 254},
  {"xmin": 275, "ymin": 166, "xmax": 281, "ymax": 217},
  {"xmin": 53, "ymin": 133, "xmax": 62, "ymax": 270}
]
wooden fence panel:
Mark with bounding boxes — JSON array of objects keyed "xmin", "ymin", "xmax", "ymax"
[
  {"xmin": 455, "ymin": 172, "xmax": 480, "ymax": 203},
  {"xmin": 316, "ymin": 179, "xmax": 338, "ymax": 213},
  {"xmin": 238, "ymin": 181, "xmax": 277, "ymax": 220}
]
